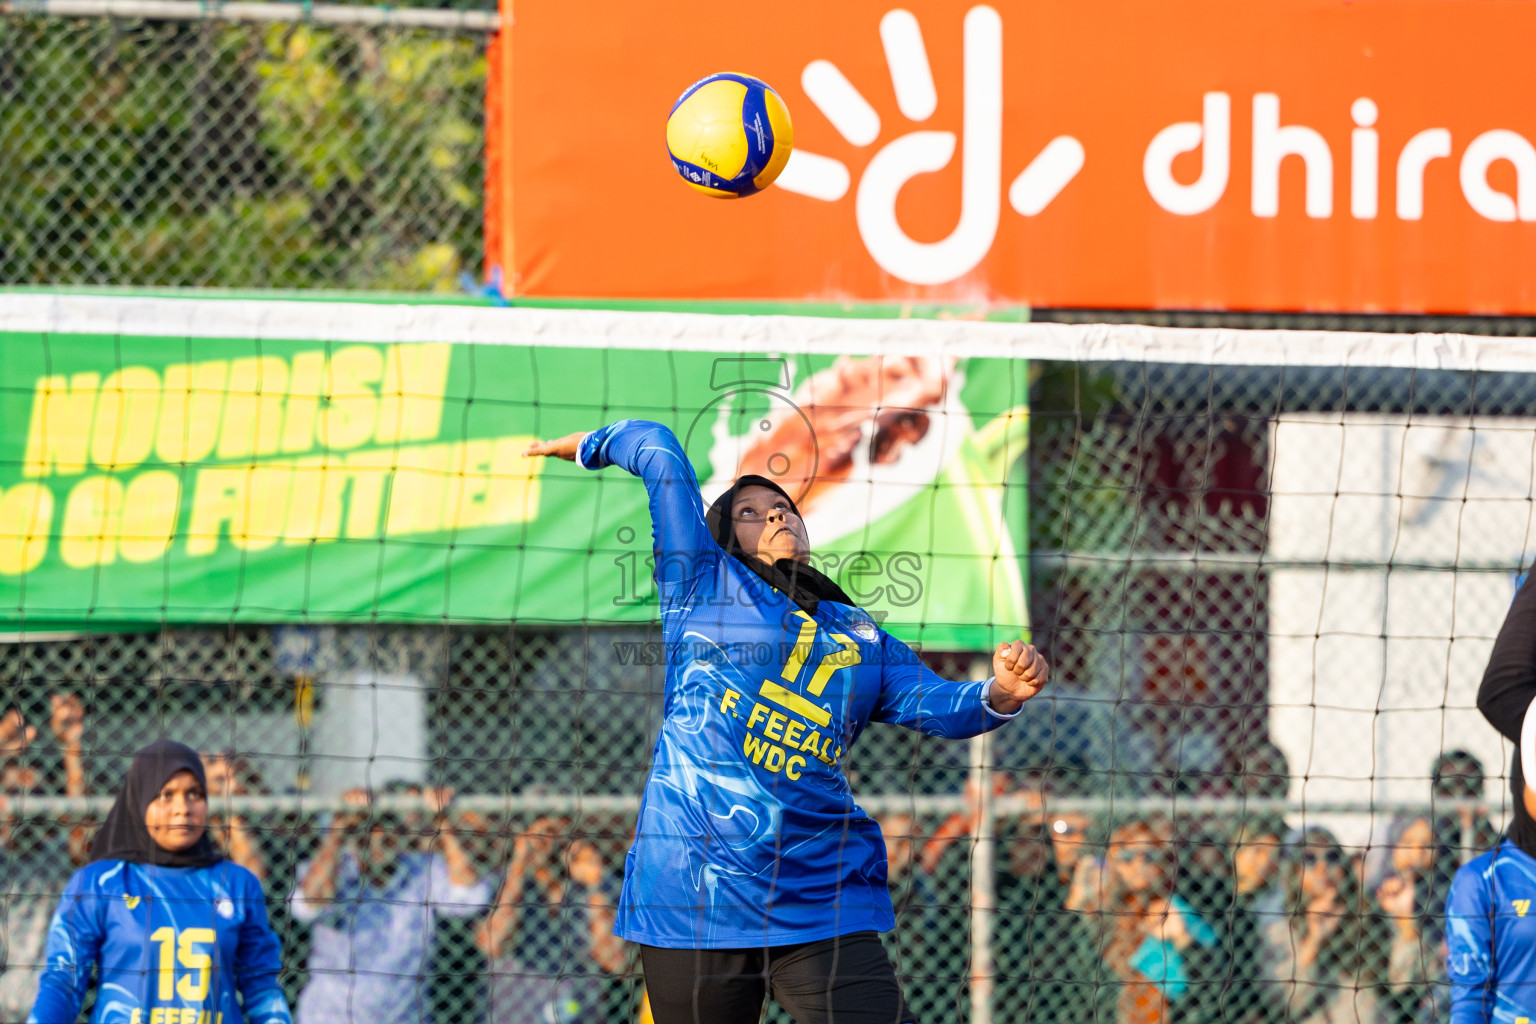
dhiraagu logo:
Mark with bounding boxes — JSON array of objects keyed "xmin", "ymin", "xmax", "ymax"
[{"xmin": 775, "ymin": 5, "xmax": 1084, "ymax": 285}]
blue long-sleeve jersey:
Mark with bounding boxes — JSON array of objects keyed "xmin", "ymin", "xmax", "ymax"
[
  {"xmin": 1448, "ymin": 839, "xmax": 1536, "ymax": 1024},
  {"xmin": 580, "ymin": 420, "xmax": 1018, "ymax": 948},
  {"xmin": 29, "ymin": 859, "xmax": 292, "ymax": 1024}
]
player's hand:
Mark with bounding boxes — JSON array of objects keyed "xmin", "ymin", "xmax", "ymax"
[
  {"xmin": 987, "ymin": 641, "xmax": 1049, "ymax": 714},
  {"xmin": 523, "ymin": 432, "xmax": 589, "ymax": 462}
]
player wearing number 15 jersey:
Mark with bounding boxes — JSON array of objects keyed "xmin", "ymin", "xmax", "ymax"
[
  {"xmin": 525, "ymin": 420, "xmax": 1049, "ymax": 1024},
  {"xmin": 28, "ymin": 741, "xmax": 291, "ymax": 1024}
]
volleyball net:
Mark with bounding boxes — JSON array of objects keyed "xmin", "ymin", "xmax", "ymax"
[{"xmin": 0, "ymin": 294, "xmax": 1529, "ymax": 1023}]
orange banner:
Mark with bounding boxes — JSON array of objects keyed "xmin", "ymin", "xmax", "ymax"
[{"xmin": 488, "ymin": 0, "xmax": 1536, "ymax": 313}]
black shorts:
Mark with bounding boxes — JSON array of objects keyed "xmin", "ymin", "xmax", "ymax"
[{"xmin": 640, "ymin": 931, "xmax": 916, "ymax": 1024}]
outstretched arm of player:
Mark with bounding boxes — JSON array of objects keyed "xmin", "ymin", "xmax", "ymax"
[
  {"xmin": 871, "ymin": 635, "xmax": 1048, "ymax": 738},
  {"xmin": 526, "ymin": 421, "xmax": 719, "ymax": 598},
  {"xmin": 1478, "ymin": 562, "xmax": 1536, "ymax": 742},
  {"xmin": 1445, "ymin": 863, "xmax": 1496, "ymax": 1024}
]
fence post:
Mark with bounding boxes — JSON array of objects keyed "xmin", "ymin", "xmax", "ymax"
[{"xmin": 969, "ymin": 726, "xmax": 996, "ymax": 1024}]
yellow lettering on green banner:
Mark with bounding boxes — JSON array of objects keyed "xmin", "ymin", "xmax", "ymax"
[
  {"xmin": 281, "ymin": 351, "xmax": 326, "ymax": 454},
  {"xmin": 0, "ymin": 483, "xmax": 54, "ymax": 574},
  {"xmin": 186, "ymin": 468, "xmax": 245, "ymax": 556},
  {"xmin": 217, "ymin": 357, "xmax": 287, "ymax": 461},
  {"xmin": 375, "ymin": 344, "xmax": 451, "ymax": 445},
  {"xmin": 283, "ymin": 455, "xmax": 347, "ymax": 545},
  {"xmin": 23, "ymin": 372, "xmax": 99, "ymax": 477},
  {"xmin": 321, "ymin": 346, "xmax": 383, "ymax": 450},
  {"xmin": 385, "ymin": 443, "xmax": 450, "ymax": 536},
  {"xmin": 119, "ymin": 471, "xmax": 180, "ymax": 563},
  {"xmin": 90, "ymin": 366, "xmax": 160, "ymax": 471},
  {"xmin": 484, "ymin": 437, "xmax": 543, "ymax": 526},
  {"xmin": 156, "ymin": 361, "xmax": 227, "ymax": 467},
  {"xmin": 234, "ymin": 464, "xmax": 291, "ymax": 552},
  {"xmin": 60, "ymin": 476, "xmax": 122, "ymax": 568}
]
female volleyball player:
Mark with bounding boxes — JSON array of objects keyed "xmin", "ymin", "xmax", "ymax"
[
  {"xmin": 28, "ymin": 740, "xmax": 292, "ymax": 1024},
  {"xmin": 526, "ymin": 420, "xmax": 1048, "ymax": 1024}
]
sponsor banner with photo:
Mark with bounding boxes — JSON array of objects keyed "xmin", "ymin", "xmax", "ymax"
[
  {"xmin": 0, "ymin": 330, "xmax": 1026, "ymax": 649},
  {"xmin": 489, "ymin": 0, "xmax": 1536, "ymax": 313}
]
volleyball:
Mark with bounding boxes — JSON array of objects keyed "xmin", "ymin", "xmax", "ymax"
[{"xmin": 666, "ymin": 72, "xmax": 793, "ymax": 198}]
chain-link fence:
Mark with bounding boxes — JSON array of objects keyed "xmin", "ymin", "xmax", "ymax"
[
  {"xmin": 0, "ymin": 356, "xmax": 1527, "ymax": 1022},
  {"xmin": 0, "ymin": 7, "xmax": 489, "ymax": 290}
]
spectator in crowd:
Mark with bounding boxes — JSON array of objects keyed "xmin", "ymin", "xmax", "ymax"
[
  {"xmin": 1073, "ymin": 814, "xmax": 1218, "ymax": 1024},
  {"xmin": 1431, "ymin": 749, "xmax": 1499, "ymax": 869},
  {"xmin": 202, "ymin": 750, "xmax": 268, "ymax": 881},
  {"xmin": 1233, "ymin": 816, "xmax": 1288, "ymax": 925},
  {"xmin": 994, "ymin": 811, "xmax": 1096, "ymax": 1023},
  {"xmin": 477, "ymin": 817, "xmax": 625, "ymax": 1024},
  {"xmin": 0, "ymin": 694, "xmax": 89, "ymax": 1023},
  {"xmin": 1174, "ymin": 818, "xmax": 1248, "ymax": 1024},
  {"xmin": 918, "ymin": 771, "xmax": 1011, "ymax": 875},
  {"xmin": 1048, "ymin": 808, "xmax": 1094, "ymax": 891},
  {"xmin": 1216, "ymin": 816, "xmax": 1289, "ymax": 1024},
  {"xmin": 1371, "ymin": 815, "xmax": 1444, "ymax": 1023},
  {"xmin": 289, "ymin": 785, "xmax": 492, "ymax": 1024},
  {"xmin": 1267, "ymin": 827, "xmax": 1387, "ymax": 1024}
]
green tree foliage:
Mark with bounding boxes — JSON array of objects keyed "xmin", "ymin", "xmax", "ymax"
[{"xmin": 0, "ymin": 16, "xmax": 485, "ymax": 289}]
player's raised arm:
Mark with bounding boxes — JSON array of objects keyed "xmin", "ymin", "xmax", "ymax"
[{"xmin": 526, "ymin": 420, "xmax": 720, "ymax": 596}]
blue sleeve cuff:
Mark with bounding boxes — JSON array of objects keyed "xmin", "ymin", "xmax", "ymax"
[{"xmin": 577, "ymin": 421, "xmax": 629, "ymax": 470}]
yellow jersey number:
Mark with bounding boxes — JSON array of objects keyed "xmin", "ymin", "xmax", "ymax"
[
  {"xmin": 150, "ymin": 926, "xmax": 215, "ymax": 1001},
  {"xmin": 758, "ymin": 610, "xmax": 862, "ymax": 727}
]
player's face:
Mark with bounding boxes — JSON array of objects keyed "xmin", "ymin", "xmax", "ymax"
[
  {"xmin": 144, "ymin": 769, "xmax": 209, "ymax": 852},
  {"xmin": 732, "ymin": 485, "xmax": 810, "ymax": 565}
]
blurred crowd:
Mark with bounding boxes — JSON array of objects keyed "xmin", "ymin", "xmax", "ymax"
[
  {"xmin": 881, "ymin": 744, "xmax": 1498, "ymax": 1024},
  {"xmin": 0, "ymin": 701, "xmax": 1502, "ymax": 1024}
]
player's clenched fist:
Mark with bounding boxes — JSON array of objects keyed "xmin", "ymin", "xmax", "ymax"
[{"xmin": 987, "ymin": 640, "xmax": 1049, "ymax": 715}]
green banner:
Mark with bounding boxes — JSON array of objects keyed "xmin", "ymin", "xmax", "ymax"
[{"xmin": 0, "ymin": 329, "xmax": 1026, "ymax": 649}]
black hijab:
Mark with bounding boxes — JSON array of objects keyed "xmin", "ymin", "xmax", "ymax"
[
  {"xmin": 704, "ymin": 474, "xmax": 855, "ymax": 616},
  {"xmin": 90, "ymin": 740, "xmax": 224, "ymax": 868},
  {"xmin": 1512, "ymin": 740, "xmax": 1536, "ymax": 860}
]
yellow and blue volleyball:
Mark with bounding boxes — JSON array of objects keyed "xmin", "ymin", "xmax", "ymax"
[{"xmin": 667, "ymin": 73, "xmax": 793, "ymax": 199}]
